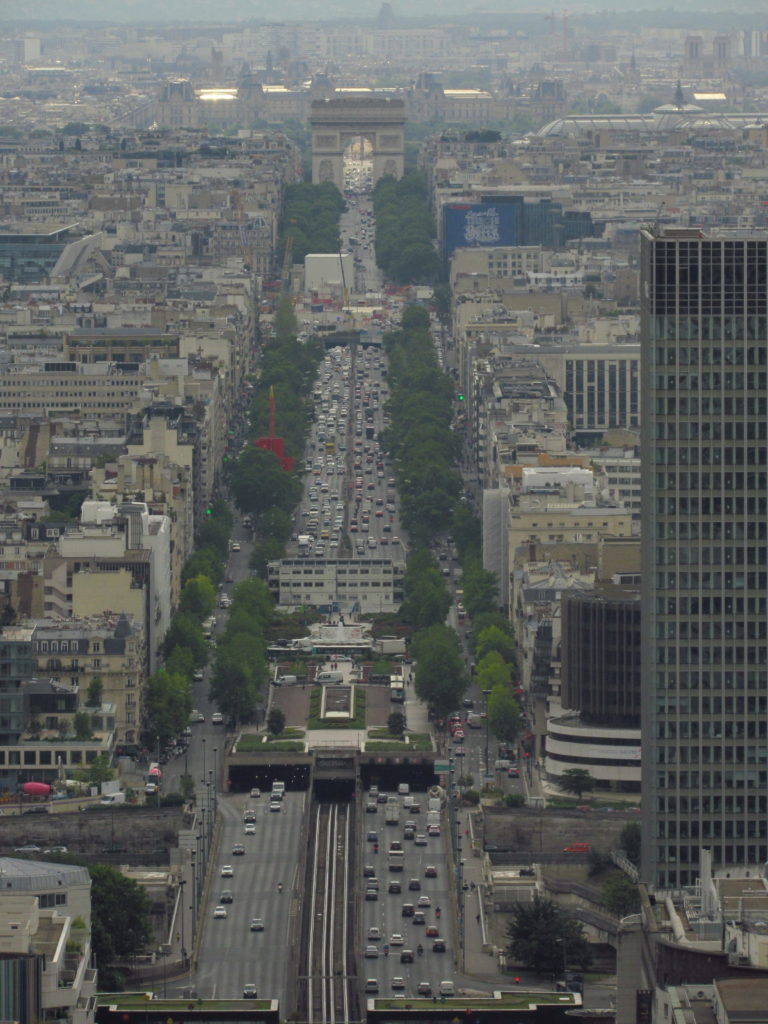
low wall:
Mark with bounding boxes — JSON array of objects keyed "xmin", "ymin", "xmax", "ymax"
[{"xmin": 0, "ymin": 805, "xmax": 186, "ymax": 864}]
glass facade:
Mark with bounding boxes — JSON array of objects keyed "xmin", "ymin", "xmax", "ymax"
[{"xmin": 641, "ymin": 229, "xmax": 768, "ymax": 888}]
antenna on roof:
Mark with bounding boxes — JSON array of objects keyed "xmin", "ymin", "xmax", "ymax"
[{"xmin": 652, "ymin": 201, "xmax": 666, "ymax": 235}]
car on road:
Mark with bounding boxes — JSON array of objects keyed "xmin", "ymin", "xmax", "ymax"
[
  {"xmin": 250, "ymin": 787, "xmax": 261, "ymax": 798},
  {"xmin": 412, "ymin": 910, "xmax": 426, "ymax": 925},
  {"xmin": 401, "ymin": 903, "xmax": 414, "ymax": 917},
  {"xmin": 220, "ymin": 890, "xmax": 233, "ymax": 903},
  {"xmin": 269, "ymin": 800, "xmax": 281, "ymax": 812},
  {"xmin": 13, "ymin": 844, "xmax": 41, "ymax": 854},
  {"xmin": 249, "ymin": 918, "xmax": 264, "ymax": 931},
  {"xmin": 417, "ymin": 895, "xmax": 431, "ymax": 908},
  {"xmin": 364, "ymin": 979, "xmax": 379, "ymax": 994},
  {"xmin": 388, "ymin": 880, "xmax": 401, "ymax": 893},
  {"xmin": 365, "ymin": 888, "xmax": 378, "ymax": 901},
  {"xmin": 213, "ymin": 905, "xmax": 227, "ymax": 919},
  {"xmin": 366, "ymin": 830, "xmax": 378, "ymax": 842},
  {"xmin": 232, "ymin": 843, "xmax": 245, "ymax": 856},
  {"xmin": 400, "ymin": 949, "xmax": 414, "ymax": 963},
  {"xmin": 427, "ymin": 824, "xmax": 441, "ymax": 837},
  {"xmin": 212, "ymin": 712, "xmax": 223, "ymax": 724},
  {"xmin": 432, "ymin": 939, "xmax": 447, "ymax": 952},
  {"xmin": 365, "ymin": 801, "xmax": 377, "ymax": 813},
  {"xmin": 364, "ymin": 945, "xmax": 379, "ymax": 958},
  {"xmin": 408, "ymin": 878, "xmax": 421, "ymax": 891},
  {"xmin": 414, "ymin": 834, "xmax": 428, "ymax": 845},
  {"xmin": 417, "ymin": 982, "xmax": 433, "ymax": 996},
  {"xmin": 221, "ymin": 864, "xmax": 233, "ymax": 877},
  {"xmin": 231, "ymin": 542, "xmax": 241, "ymax": 552},
  {"xmin": 426, "ymin": 925, "xmax": 439, "ymax": 937},
  {"xmin": 244, "ymin": 823, "xmax": 256, "ymax": 835},
  {"xmin": 242, "ymin": 984, "xmax": 257, "ymax": 998},
  {"xmin": 425, "ymin": 865, "xmax": 438, "ymax": 878},
  {"xmin": 363, "ymin": 864, "xmax": 375, "ymax": 877},
  {"xmin": 389, "ymin": 933, "xmax": 404, "ymax": 945},
  {"xmin": 391, "ymin": 977, "xmax": 405, "ymax": 990},
  {"xmin": 367, "ymin": 926, "xmax": 382, "ymax": 941}
]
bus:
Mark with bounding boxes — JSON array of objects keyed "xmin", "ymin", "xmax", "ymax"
[{"xmin": 390, "ymin": 672, "xmax": 405, "ymax": 703}]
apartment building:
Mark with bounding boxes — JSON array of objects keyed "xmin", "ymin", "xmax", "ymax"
[{"xmin": 0, "ymin": 859, "xmax": 97, "ymax": 1024}]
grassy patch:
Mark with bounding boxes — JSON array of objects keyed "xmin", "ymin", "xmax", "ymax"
[
  {"xmin": 259, "ymin": 740, "xmax": 305, "ymax": 751},
  {"xmin": 404, "ymin": 732, "xmax": 432, "ymax": 751},
  {"xmin": 307, "ymin": 686, "xmax": 367, "ymax": 729},
  {"xmin": 236, "ymin": 734, "xmax": 267, "ymax": 752},
  {"xmin": 99, "ymin": 997, "xmax": 271, "ymax": 1010},
  {"xmin": 366, "ymin": 730, "xmax": 432, "ymax": 751}
]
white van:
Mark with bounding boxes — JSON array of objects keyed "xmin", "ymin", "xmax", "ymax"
[
  {"xmin": 276, "ymin": 675, "xmax": 297, "ymax": 686},
  {"xmin": 316, "ymin": 671, "xmax": 344, "ymax": 683},
  {"xmin": 397, "ymin": 783, "xmax": 410, "ymax": 796},
  {"xmin": 438, "ymin": 980, "xmax": 455, "ymax": 996}
]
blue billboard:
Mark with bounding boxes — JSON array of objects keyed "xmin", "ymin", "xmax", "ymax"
[{"xmin": 443, "ymin": 200, "xmax": 522, "ymax": 258}]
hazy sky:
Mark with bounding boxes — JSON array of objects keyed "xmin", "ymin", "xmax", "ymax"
[{"xmin": 9, "ymin": 0, "xmax": 753, "ymax": 23}]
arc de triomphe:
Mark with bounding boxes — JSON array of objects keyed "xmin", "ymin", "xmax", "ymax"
[{"xmin": 310, "ymin": 96, "xmax": 405, "ymax": 187}]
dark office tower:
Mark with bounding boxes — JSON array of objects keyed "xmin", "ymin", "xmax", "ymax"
[{"xmin": 640, "ymin": 228, "xmax": 768, "ymax": 888}]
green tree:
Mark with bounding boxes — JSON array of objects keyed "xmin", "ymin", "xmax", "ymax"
[
  {"xmin": 267, "ymin": 707, "xmax": 285, "ymax": 736},
  {"xmin": 164, "ymin": 644, "xmax": 194, "ymax": 682},
  {"xmin": 476, "ymin": 650, "xmax": 511, "ymax": 691},
  {"xmin": 487, "ymin": 682, "xmax": 521, "ymax": 745},
  {"xmin": 602, "ymin": 874, "xmax": 640, "ymax": 917},
  {"xmin": 387, "ymin": 711, "xmax": 406, "ymax": 738},
  {"xmin": 475, "ymin": 625, "xmax": 516, "ymax": 666},
  {"xmin": 89, "ymin": 864, "xmax": 152, "ymax": 971},
  {"xmin": 507, "ymin": 894, "xmax": 592, "ymax": 974},
  {"xmin": 73, "ymin": 711, "xmax": 93, "ymax": 741},
  {"xmin": 179, "ymin": 575, "xmax": 217, "ymax": 621},
  {"xmin": 273, "ymin": 295, "xmax": 299, "ymax": 342},
  {"xmin": 619, "ymin": 821, "xmax": 641, "ymax": 865},
  {"xmin": 76, "ymin": 752, "xmax": 114, "ymax": 788},
  {"xmin": 209, "ymin": 632, "xmax": 265, "ymax": 721},
  {"xmin": 401, "ymin": 547, "xmax": 451, "ymax": 629},
  {"xmin": 229, "ymin": 446, "xmax": 302, "ymax": 525},
  {"xmin": 162, "ymin": 613, "xmax": 208, "ymax": 669},
  {"xmin": 412, "ymin": 624, "xmax": 467, "ymax": 717},
  {"xmin": 145, "ymin": 668, "xmax": 193, "ymax": 746},
  {"xmin": 180, "ymin": 773, "xmax": 195, "ymax": 802},
  {"xmin": 432, "ymin": 282, "xmax": 451, "ymax": 322},
  {"xmin": 85, "ymin": 676, "xmax": 103, "ymax": 708},
  {"xmin": 462, "ymin": 558, "xmax": 499, "ymax": 619},
  {"xmin": 557, "ymin": 768, "xmax": 596, "ymax": 799}
]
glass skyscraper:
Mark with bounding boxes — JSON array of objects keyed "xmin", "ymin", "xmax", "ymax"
[{"xmin": 641, "ymin": 227, "xmax": 768, "ymax": 888}]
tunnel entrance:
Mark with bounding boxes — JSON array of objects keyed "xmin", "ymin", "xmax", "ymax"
[{"xmin": 227, "ymin": 762, "xmax": 311, "ymax": 792}]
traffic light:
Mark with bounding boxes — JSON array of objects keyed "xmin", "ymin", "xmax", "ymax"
[{"xmin": 457, "ymin": 393, "xmax": 465, "ymax": 401}]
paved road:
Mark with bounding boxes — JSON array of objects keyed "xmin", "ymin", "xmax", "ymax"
[
  {"xmin": 189, "ymin": 789, "xmax": 306, "ymax": 1001},
  {"xmin": 359, "ymin": 797, "xmax": 455, "ymax": 999}
]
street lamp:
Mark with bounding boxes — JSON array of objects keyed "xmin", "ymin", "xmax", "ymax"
[{"xmin": 179, "ymin": 878, "xmax": 187, "ymax": 966}]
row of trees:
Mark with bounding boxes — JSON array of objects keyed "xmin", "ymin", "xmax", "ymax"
[
  {"xmin": 144, "ymin": 502, "xmax": 233, "ymax": 748},
  {"xmin": 381, "ymin": 305, "xmax": 462, "ymax": 547},
  {"xmin": 229, "ymin": 298, "xmax": 323, "ymax": 576},
  {"xmin": 278, "ymin": 181, "xmax": 345, "ymax": 265},
  {"xmin": 373, "ymin": 172, "xmax": 440, "ymax": 283},
  {"xmin": 208, "ymin": 578, "xmax": 273, "ymax": 722}
]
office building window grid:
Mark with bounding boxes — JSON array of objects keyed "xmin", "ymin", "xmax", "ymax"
[{"xmin": 641, "ymin": 232, "xmax": 768, "ymax": 888}]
